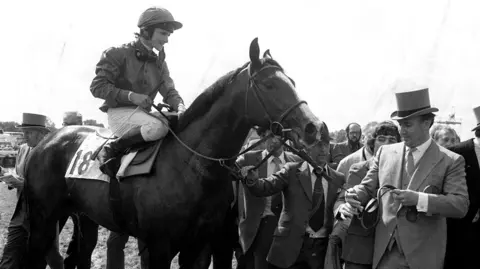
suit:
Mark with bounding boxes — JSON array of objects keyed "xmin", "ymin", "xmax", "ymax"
[
  {"xmin": 337, "ymin": 159, "xmax": 375, "ymax": 268},
  {"xmin": 237, "ymin": 150, "xmax": 299, "ymax": 268},
  {"xmin": 245, "ymin": 161, "xmax": 345, "ymax": 268},
  {"xmin": 353, "ymin": 141, "xmax": 469, "ymax": 269},
  {"xmin": 445, "ymin": 138, "xmax": 480, "ymax": 269}
]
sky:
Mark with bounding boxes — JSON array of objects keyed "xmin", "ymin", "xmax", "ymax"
[{"xmin": 1, "ymin": 0, "xmax": 480, "ymax": 139}]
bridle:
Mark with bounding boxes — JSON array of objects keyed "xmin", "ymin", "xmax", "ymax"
[
  {"xmin": 244, "ymin": 64, "xmax": 306, "ymax": 137},
  {"xmin": 153, "ymin": 62, "xmax": 308, "ymax": 179}
]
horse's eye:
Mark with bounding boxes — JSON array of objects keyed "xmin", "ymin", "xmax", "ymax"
[{"xmin": 263, "ymin": 83, "xmax": 274, "ymax": 90}]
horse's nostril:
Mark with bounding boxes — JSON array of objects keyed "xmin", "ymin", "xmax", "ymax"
[{"xmin": 305, "ymin": 122, "xmax": 317, "ymax": 136}]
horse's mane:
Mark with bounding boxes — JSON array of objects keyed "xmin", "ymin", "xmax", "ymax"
[
  {"xmin": 176, "ymin": 62, "xmax": 248, "ymax": 131},
  {"xmin": 176, "ymin": 58, "xmax": 284, "ymax": 132}
]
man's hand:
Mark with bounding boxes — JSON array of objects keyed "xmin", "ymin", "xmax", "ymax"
[
  {"xmin": 338, "ymin": 203, "xmax": 361, "ymax": 219},
  {"xmin": 0, "ymin": 174, "xmax": 23, "ymax": 189},
  {"xmin": 391, "ymin": 189, "xmax": 419, "ymax": 206},
  {"xmin": 240, "ymin": 166, "xmax": 259, "ymax": 184},
  {"xmin": 130, "ymin": 93, "xmax": 153, "ymax": 109},
  {"xmin": 345, "ymin": 188, "xmax": 364, "ymax": 211}
]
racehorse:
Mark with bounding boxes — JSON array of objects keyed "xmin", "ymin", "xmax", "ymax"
[{"xmin": 23, "ymin": 38, "xmax": 327, "ymax": 268}]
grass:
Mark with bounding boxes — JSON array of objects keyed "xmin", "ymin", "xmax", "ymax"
[{"xmin": 0, "ymin": 184, "xmax": 185, "ymax": 269}]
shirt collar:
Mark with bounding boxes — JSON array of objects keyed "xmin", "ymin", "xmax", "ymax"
[
  {"xmin": 263, "ymin": 150, "xmax": 285, "ymax": 164},
  {"xmin": 408, "ymin": 137, "xmax": 432, "ymax": 154},
  {"xmin": 308, "ymin": 163, "xmax": 328, "ymax": 177},
  {"xmin": 474, "ymin": 137, "xmax": 480, "ymax": 147}
]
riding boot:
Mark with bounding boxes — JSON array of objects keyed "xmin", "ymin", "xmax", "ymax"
[{"xmin": 98, "ymin": 126, "xmax": 145, "ymax": 178}]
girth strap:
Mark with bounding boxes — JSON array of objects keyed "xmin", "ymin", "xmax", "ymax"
[{"xmin": 109, "ymin": 175, "xmax": 128, "ymax": 231}]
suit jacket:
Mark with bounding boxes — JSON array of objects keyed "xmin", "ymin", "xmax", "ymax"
[
  {"xmin": 331, "ymin": 141, "xmax": 362, "ymax": 168},
  {"xmin": 353, "ymin": 141, "xmax": 469, "ymax": 269},
  {"xmin": 337, "ymin": 159, "xmax": 375, "ymax": 265},
  {"xmin": 245, "ymin": 161, "xmax": 345, "ymax": 268},
  {"xmin": 236, "ymin": 150, "xmax": 300, "ymax": 253},
  {"xmin": 445, "ymin": 139, "xmax": 480, "ymax": 269},
  {"xmin": 336, "ymin": 146, "xmax": 371, "ymax": 177}
]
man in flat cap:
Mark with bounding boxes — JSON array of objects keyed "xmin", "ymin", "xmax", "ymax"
[{"xmin": 343, "ymin": 87, "xmax": 469, "ymax": 269}]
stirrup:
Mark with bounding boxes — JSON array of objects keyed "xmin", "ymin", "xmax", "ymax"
[{"xmin": 100, "ymin": 157, "xmax": 122, "ymax": 178}]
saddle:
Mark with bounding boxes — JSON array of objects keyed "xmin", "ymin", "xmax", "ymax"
[
  {"xmin": 95, "ymin": 128, "xmax": 162, "ymax": 177},
  {"xmin": 95, "ymin": 127, "xmax": 163, "ymax": 232}
]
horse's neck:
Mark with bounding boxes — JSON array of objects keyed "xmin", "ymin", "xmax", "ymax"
[{"xmin": 180, "ymin": 84, "xmax": 250, "ymax": 161}]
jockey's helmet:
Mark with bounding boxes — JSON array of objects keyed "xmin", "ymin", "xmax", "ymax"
[{"xmin": 137, "ymin": 7, "xmax": 183, "ymax": 33}]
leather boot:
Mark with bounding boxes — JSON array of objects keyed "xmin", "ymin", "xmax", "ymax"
[{"xmin": 98, "ymin": 126, "xmax": 145, "ymax": 178}]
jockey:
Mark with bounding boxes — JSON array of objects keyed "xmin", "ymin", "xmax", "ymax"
[{"xmin": 90, "ymin": 6, "xmax": 186, "ymax": 178}]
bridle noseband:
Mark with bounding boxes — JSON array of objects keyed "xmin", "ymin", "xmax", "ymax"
[{"xmin": 245, "ymin": 64, "xmax": 307, "ymax": 137}]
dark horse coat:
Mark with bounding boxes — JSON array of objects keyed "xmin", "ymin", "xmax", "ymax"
[{"xmin": 22, "ymin": 38, "xmax": 326, "ymax": 269}]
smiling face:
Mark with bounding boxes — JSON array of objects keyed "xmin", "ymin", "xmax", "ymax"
[{"xmin": 150, "ymin": 28, "xmax": 171, "ymax": 52}]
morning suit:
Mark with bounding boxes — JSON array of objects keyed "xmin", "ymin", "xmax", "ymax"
[
  {"xmin": 237, "ymin": 150, "xmax": 300, "ymax": 268},
  {"xmin": 0, "ymin": 144, "xmax": 64, "ymax": 269},
  {"xmin": 245, "ymin": 161, "xmax": 345, "ymax": 269},
  {"xmin": 445, "ymin": 138, "xmax": 480, "ymax": 269},
  {"xmin": 353, "ymin": 141, "xmax": 469, "ymax": 269}
]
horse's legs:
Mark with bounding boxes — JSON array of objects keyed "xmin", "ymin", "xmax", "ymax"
[
  {"xmin": 26, "ymin": 215, "xmax": 60, "ymax": 269},
  {"xmin": 178, "ymin": 240, "xmax": 212, "ymax": 269},
  {"xmin": 64, "ymin": 215, "xmax": 99, "ymax": 269},
  {"xmin": 147, "ymin": 240, "xmax": 174, "ymax": 269}
]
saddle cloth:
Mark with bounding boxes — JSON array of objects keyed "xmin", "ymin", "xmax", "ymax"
[{"xmin": 64, "ymin": 131, "xmax": 162, "ymax": 182}]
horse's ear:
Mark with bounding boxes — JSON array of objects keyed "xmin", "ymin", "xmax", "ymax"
[
  {"xmin": 249, "ymin": 37, "xmax": 261, "ymax": 71},
  {"xmin": 263, "ymin": 49, "xmax": 272, "ymax": 59}
]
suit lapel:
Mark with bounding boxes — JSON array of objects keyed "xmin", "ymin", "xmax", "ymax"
[
  {"xmin": 297, "ymin": 161, "xmax": 313, "ymax": 202},
  {"xmin": 408, "ymin": 142, "xmax": 443, "ymax": 191},
  {"xmin": 389, "ymin": 143, "xmax": 405, "ymax": 189},
  {"xmin": 323, "ymin": 166, "xmax": 331, "ymax": 206},
  {"xmin": 257, "ymin": 151, "xmax": 268, "ymax": 178},
  {"xmin": 467, "ymin": 139, "xmax": 480, "ymax": 170}
]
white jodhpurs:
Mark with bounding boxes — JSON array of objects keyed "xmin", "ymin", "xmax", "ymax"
[{"xmin": 107, "ymin": 107, "xmax": 169, "ymax": 141}]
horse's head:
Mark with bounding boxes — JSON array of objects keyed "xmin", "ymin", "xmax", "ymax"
[{"xmin": 244, "ymin": 38, "xmax": 327, "ymax": 149}]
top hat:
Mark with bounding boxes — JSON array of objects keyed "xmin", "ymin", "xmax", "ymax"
[
  {"xmin": 472, "ymin": 106, "xmax": 480, "ymax": 131},
  {"xmin": 390, "ymin": 88, "xmax": 439, "ymax": 120},
  {"xmin": 16, "ymin": 113, "xmax": 50, "ymax": 131}
]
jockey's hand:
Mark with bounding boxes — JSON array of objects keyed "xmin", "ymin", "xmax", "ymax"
[
  {"xmin": 345, "ymin": 188, "xmax": 363, "ymax": 211},
  {"xmin": 0, "ymin": 166, "xmax": 5, "ymax": 177},
  {"xmin": 130, "ymin": 93, "xmax": 153, "ymax": 109}
]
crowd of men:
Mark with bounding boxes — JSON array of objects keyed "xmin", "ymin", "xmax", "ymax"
[
  {"xmin": 232, "ymin": 87, "xmax": 480, "ymax": 269},
  {"xmin": 0, "ymin": 89, "xmax": 479, "ymax": 269}
]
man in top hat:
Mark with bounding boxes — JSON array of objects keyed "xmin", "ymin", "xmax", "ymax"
[
  {"xmin": 443, "ymin": 105, "xmax": 480, "ymax": 269},
  {"xmin": 0, "ymin": 113, "xmax": 64, "ymax": 269},
  {"xmin": 343, "ymin": 87, "xmax": 469, "ymax": 269}
]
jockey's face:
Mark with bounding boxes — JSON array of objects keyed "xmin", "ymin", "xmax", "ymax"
[{"xmin": 150, "ymin": 28, "xmax": 171, "ymax": 52}]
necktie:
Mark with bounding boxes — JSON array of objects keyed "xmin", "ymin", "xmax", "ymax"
[
  {"xmin": 272, "ymin": 157, "xmax": 282, "ymax": 173},
  {"xmin": 309, "ymin": 171, "xmax": 325, "ymax": 232},
  {"xmin": 406, "ymin": 147, "xmax": 417, "ymax": 176},
  {"xmin": 267, "ymin": 157, "xmax": 283, "ymax": 213}
]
